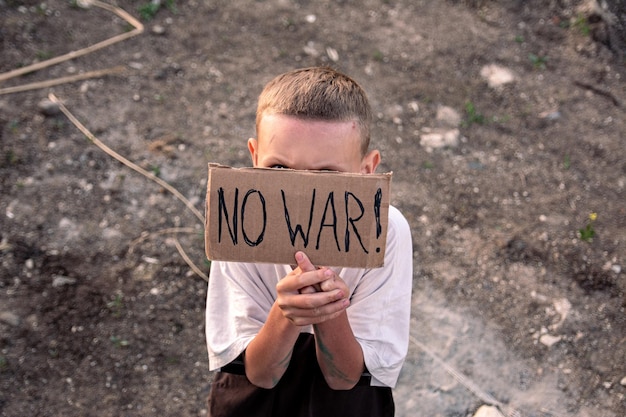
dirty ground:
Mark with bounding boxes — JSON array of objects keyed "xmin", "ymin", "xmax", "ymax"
[{"xmin": 1, "ymin": 0, "xmax": 625, "ymax": 416}]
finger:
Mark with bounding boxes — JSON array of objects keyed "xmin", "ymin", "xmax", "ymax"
[
  {"xmin": 278, "ymin": 269, "xmax": 325, "ymax": 294},
  {"xmin": 283, "ymin": 298, "xmax": 350, "ymax": 326},
  {"xmin": 299, "ymin": 285, "xmax": 317, "ymax": 294},
  {"xmin": 318, "ymin": 269, "xmax": 344, "ymax": 292},
  {"xmin": 279, "ymin": 285, "xmax": 344, "ymax": 312},
  {"xmin": 295, "ymin": 251, "xmax": 316, "ymax": 273}
]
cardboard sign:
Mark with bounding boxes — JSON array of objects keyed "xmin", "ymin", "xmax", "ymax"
[{"xmin": 204, "ymin": 164, "xmax": 391, "ymax": 268}]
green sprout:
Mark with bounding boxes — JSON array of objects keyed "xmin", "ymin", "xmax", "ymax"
[
  {"xmin": 36, "ymin": 50, "xmax": 53, "ymax": 60},
  {"xmin": 106, "ymin": 294, "xmax": 124, "ymax": 317},
  {"xmin": 9, "ymin": 120, "xmax": 19, "ymax": 132},
  {"xmin": 5, "ymin": 150, "xmax": 18, "ymax": 165},
  {"xmin": 149, "ymin": 165, "xmax": 161, "ymax": 177},
  {"xmin": 463, "ymin": 101, "xmax": 486, "ymax": 126},
  {"xmin": 529, "ymin": 53, "xmax": 548, "ymax": 69},
  {"xmin": 579, "ymin": 212, "xmax": 597, "ymax": 242},
  {"xmin": 138, "ymin": 0, "xmax": 176, "ymax": 21},
  {"xmin": 563, "ymin": 154, "xmax": 571, "ymax": 170},
  {"xmin": 372, "ymin": 50, "xmax": 385, "ymax": 62},
  {"xmin": 139, "ymin": 2, "xmax": 159, "ymax": 20},
  {"xmin": 572, "ymin": 14, "xmax": 591, "ymax": 36},
  {"xmin": 110, "ymin": 335, "xmax": 130, "ymax": 348},
  {"xmin": 422, "ymin": 161, "xmax": 435, "ymax": 170}
]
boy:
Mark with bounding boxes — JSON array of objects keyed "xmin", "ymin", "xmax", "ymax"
[{"xmin": 206, "ymin": 66, "xmax": 413, "ymax": 417}]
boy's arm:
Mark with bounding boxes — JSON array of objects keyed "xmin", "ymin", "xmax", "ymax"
[
  {"xmin": 243, "ymin": 302, "xmax": 301, "ymax": 388},
  {"xmin": 298, "ymin": 254, "xmax": 365, "ymax": 390},
  {"xmin": 314, "ymin": 312, "xmax": 365, "ymax": 390},
  {"xmin": 244, "ymin": 252, "xmax": 352, "ymax": 389}
]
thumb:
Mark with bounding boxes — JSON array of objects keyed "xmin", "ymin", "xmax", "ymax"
[{"xmin": 295, "ymin": 251, "xmax": 316, "ymax": 272}]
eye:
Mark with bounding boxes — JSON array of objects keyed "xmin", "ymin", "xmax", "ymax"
[{"xmin": 271, "ymin": 164, "xmax": 290, "ymax": 169}]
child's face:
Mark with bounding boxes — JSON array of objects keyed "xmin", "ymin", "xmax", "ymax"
[{"xmin": 248, "ymin": 114, "xmax": 380, "ymax": 174}]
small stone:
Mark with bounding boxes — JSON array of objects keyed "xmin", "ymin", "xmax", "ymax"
[
  {"xmin": 473, "ymin": 405, "xmax": 504, "ymax": 417},
  {"xmin": 152, "ymin": 24, "xmax": 166, "ymax": 35},
  {"xmin": 539, "ymin": 333, "xmax": 562, "ymax": 347},
  {"xmin": 620, "ymin": 376, "xmax": 626, "ymax": 386},
  {"xmin": 142, "ymin": 256, "xmax": 160, "ymax": 265},
  {"xmin": 0, "ymin": 311, "xmax": 21, "ymax": 327},
  {"xmin": 552, "ymin": 298, "xmax": 571, "ymax": 329},
  {"xmin": 303, "ymin": 41, "xmax": 320, "ymax": 57},
  {"xmin": 436, "ymin": 105, "xmax": 461, "ymax": 127},
  {"xmin": 76, "ymin": 0, "xmax": 94, "ymax": 9},
  {"xmin": 419, "ymin": 128, "xmax": 460, "ymax": 151},
  {"xmin": 326, "ymin": 47, "xmax": 339, "ymax": 62},
  {"xmin": 480, "ymin": 64, "xmax": 516, "ymax": 88},
  {"xmin": 37, "ymin": 99, "xmax": 61, "ymax": 116},
  {"xmin": 52, "ymin": 275, "xmax": 77, "ymax": 287},
  {"xmin": 538, "ymin": 109, "xmax": 561, "ymax": 121},
  {"xmin": 611, "ymin": 264, "xmax": 621, "ymax": 274}
]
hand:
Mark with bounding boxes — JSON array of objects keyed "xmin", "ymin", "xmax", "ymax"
[{"xmin": 275, "ymin": 252, "xmax": 350, "ymax": 326}]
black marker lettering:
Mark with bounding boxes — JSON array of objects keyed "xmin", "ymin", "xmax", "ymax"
[
  {"xmin": 217, "ymin": 187, "xmax": 238, "ymax": 244},
  {"xmin": 344, "ymin": 191, "xmax": 367, "ymax": 254},
  {"xmin": 281, "ymin": 189, "xmax": 315, "ymax": 247},
  {"xmin": 316, "ymin": 192, "xmax": 340, "ymax": 251},
  {"xmin": 374, "ymin": 188, "xmax": 382, "ymax": 239},
  {"xmin": 241, "ymin": 189, "xmax": 266, "ymax": 246}
]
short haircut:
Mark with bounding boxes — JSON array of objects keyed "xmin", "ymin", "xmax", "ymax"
[{"xmin": 256, "ymin": 66, "xmax": 372, "ymax": 156}]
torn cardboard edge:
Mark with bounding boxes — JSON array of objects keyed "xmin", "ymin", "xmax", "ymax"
[{"xmin": 204, "ymin": 163, "xmax": 391, "ymax": 268}]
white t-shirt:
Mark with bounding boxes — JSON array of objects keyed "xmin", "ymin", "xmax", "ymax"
[{"xmin": 205, "ymin": 205, "xmax": 413, "ymax": 388}]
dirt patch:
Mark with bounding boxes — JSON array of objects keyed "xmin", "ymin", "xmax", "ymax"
[{"xmin": 1, "ymin": 0, "xmax": 625, "ymax": 416}]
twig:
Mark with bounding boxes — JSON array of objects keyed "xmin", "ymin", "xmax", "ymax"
[
  {"xmin": 0, "ymin": 66, "xmax": 126, "ymax": 95},
  {"xmin": 173, "ymin": 236, "xmax": 210, "ymax": 283},
  {"xmin": 409, "ymin": 335, "xmax": 522, "ymax": 417},
  {"xmin": 0, "ymin": 0, "xmax": 143, "ymax": 84},
  {"xmin": 128, "ymin": 227, "xmax": 200, "ymax": 254},
  {"xmin": 573, "ymin": 80, "xmax": 622, "ymax": 107},
  {"xmin": 539, "ymin": 408, "xmax": 568, "ymax": 417},
  {"xmin": 48, "ymin": 93, "xmax": 205, "ymax": 224}
]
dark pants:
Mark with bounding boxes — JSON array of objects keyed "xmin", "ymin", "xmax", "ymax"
[{"xmin": 208, "ymin": 333, "xmax": 395, "ymax": 417}]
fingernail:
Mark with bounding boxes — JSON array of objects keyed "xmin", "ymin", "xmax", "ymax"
[
  {"xmin": 295, "ymin": 252, "xmax": 303, "ymax": 261},
  {"xmin": 324, "ymin": 269, "xmax": 333, "ymax": 278}
]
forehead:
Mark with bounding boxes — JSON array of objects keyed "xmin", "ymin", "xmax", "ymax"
[
  {"xmin": 256, "ymin": 114, "xmax": 363, "ymax": 171},
  {"xmin": 258, "ymin": 114, "xmax": 360, "ymax": 142}
]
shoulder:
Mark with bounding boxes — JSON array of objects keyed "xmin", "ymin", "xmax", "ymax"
[
  {"xmin": 387, "ymin": 205, "xmax": 411, "ymax": 241},
  {"xmin": 388, "ymin": 205, "xmax": 409, "ymax": 228}
]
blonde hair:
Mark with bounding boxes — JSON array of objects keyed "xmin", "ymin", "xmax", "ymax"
[{"xmin": 256, "ymin": 67, "xmax": 372, "ymax": 156}]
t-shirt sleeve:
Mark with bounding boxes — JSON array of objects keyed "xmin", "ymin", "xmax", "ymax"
[
  {"xmin": 205, "ymin": 261, "xmax": 276, "ymax": 370},
  {"xmin": 348, "ymin": 206, "xmax": 413, "ymax": 387}
]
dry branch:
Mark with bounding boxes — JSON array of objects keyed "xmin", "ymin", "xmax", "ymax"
[
  {"xmin": 48, "ymin": 93, "xmax": 205, "ymax": 225},
  {"xmin": 0, "ymin": 0, "xmax": 143, "ymax": 84},
  {"xmin": 173, "ymin": 237, "xmax": 210, "ymax": 283},
  {"xmin": 128, "ymin": 227, "xmax": 200, "ymax": 254},
  {"xmin": 410, "ymin": 335, "xmax": 522, "ymax": 417},
  {"xmin": 49, "ymin": 93, "xmax": 209, "ymax": 281},
  {"xmin": 0, "ymin": 66, "xmax": 126, "ymax": 95}
]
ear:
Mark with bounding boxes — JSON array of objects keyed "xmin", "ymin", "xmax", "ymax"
[
  {"xmin": 360, "ymin": 149, "xmax": 381, "ymax": 174},
  {"xmin": 247, "ymin": 138, "xmax": 259, "ymax": 167}
]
